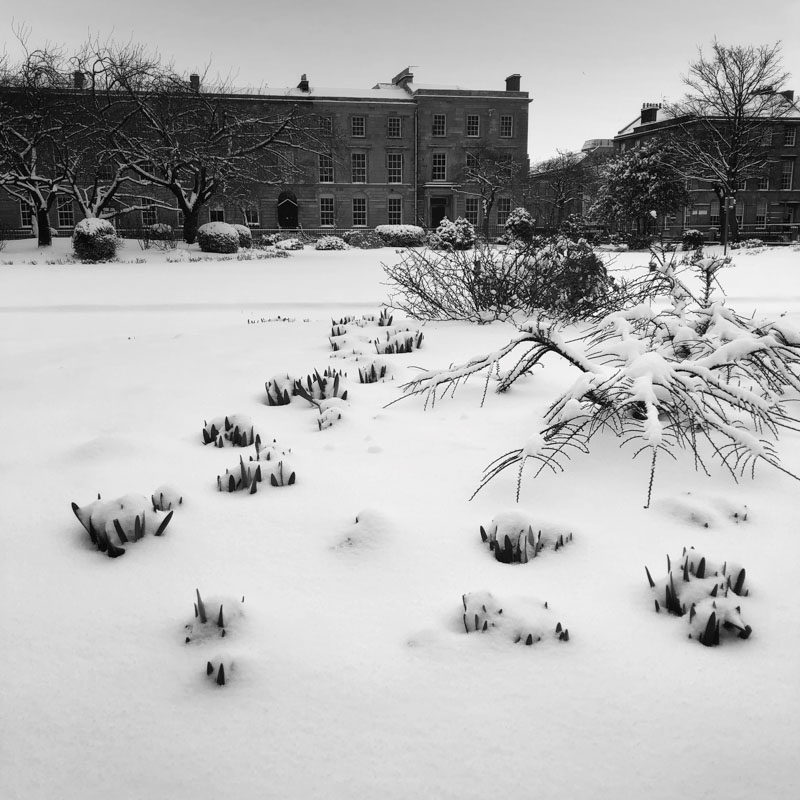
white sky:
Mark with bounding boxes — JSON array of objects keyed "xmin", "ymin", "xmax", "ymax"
[{"xmin": 8, "ymin": 0, "xmax": 800, "ymax": 162}]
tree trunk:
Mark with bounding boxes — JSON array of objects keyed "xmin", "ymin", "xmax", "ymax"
[
  {"xmin": 35, "ymin": 207, "xmax": 52, "ymax": 247},
  {"xmin": 183, "ymin": 207, "xmax": 201, "ymax": 244}
]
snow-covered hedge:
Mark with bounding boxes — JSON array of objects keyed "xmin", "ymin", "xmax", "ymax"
[
  {"xmin": 682, "ymin": 229, "xmax": 703, "ymax": 250},
  {"xmin": 72, "ymin": 218, "xmax": 120, "ymax": 262},
  {"xmin": 232, "ymin": 224, "xmax": 252, "ymax": 249},
  {"xmin": 428, "ymin": 217, "xmax": 477, "ymax": 250},
  {"xmin": 315, "ymin": 235, "xmax": 348, "ymax": 251},
  {"xmin": 342, "ymin": 230, "xmax": 384, "ymax": 249},
  {"xmin": 375, "ymin": 225, "xmax": 426, "ymax": 247},
  {"xmin": 197, "ymin": 222, "xmax": 239, "ymax": 254}
]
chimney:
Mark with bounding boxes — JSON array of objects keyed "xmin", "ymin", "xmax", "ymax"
[
  {"xmin": 297, "ymin": 74, "xmax": 310, "ymax": 92},
  {"xmin": 189, "ymin": 73, "xmax": 200, "ymax": 92},
  {"xmin": 391, "ymin": 67, "xmax": 414, "ymax": 89},
  {"xmin": 780, "ymin": 89, "xmax": 795, "ymax": 102},
  {"xmin": 640, "ymin": 102, "xmax": 661, "ymax": 124},
  {"xmin": 505, "ymin": 74, "xmax": 521, "ymax": 92},
  {"xmin": 73, "ymin": 71, "xmax": 85, "ymax": 89}
]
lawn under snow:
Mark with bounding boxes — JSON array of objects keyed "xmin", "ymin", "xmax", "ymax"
[{"xmin": 1, "ymin": 238, "xmax": 799, "ymax": 800}]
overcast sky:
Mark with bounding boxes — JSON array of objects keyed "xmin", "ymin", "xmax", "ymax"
[{"xmin": 7, "ymin": 0, "xmax": 800, "ymax": 162}]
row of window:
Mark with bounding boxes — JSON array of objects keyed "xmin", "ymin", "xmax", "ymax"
[
  {"xmin": 689, "ymin": 160, "xmax": 795, "ymax": 191},
  {"xmin": 320, "ymin": 151, "xmax": 480, "ymax": 183},
  {"xmin": 342, "ymin": 113, "xmax": 514, "ymax": 139}
]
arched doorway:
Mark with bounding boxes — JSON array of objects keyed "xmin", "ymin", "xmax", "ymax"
[{"xmin": 277, "ymin": 191, "xmax": 298, "ymax": 228}]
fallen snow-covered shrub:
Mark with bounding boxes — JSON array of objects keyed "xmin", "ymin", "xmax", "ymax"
[
  {"xmin": 462, "ymin": 591, "xmax": 570, "ymax": 644},
  {"xmin": 202, "ymin": 415, "xmax": 260, "ymax": 448},
  {"xmin": 384, "ymin": 238, "xmax": 615, "ymax": 324},
  {"xmin": 397, "ymin": 246, "xmax": 800, "ymax": 504},
  {"xmin": 197, "ymin": 222, "xmax": 239, "ymax": 254},
  {"xmin": 72, "ymin": 218, "xmax": 120, "ymax": 262},
  {"xmin": 375, "ymin": 224, "xmax": 426, "ymax": 247},
  {"xmin": 315, "ymin": 235, "xmax": 348, "ymax": 251},
  {"xmin": 479, "ymin": 511, "xmax": 573, "ymax": 564},
  {"xmin": 428, "ymin": 216, "xmax": 477, "ymax": 250},
  {"xmin": 232, "ymin": 224, "xmax": 253, "ymax": 248},
  {"xmin": 645, "ymin": 546, "xmax": 751, "ymax": 646},
  {"xmin": 504, "ymin": 207, "xmax": 536, "ymax": 242},
  {"xmin": 71, "ymin": 490, "xmax": 178, "ymax": 557}
]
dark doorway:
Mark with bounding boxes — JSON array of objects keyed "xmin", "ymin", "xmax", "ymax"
[
  {"xmin": 430, "ymin": 197, "xmax": 449, "ymax": 228},
  {"xmin": 277, "ymin": 191, "xmax": 298, "ymax": 228}
]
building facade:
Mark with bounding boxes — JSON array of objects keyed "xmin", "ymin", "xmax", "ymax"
[
  {"xmin": 613, "ymin": 93, "xmax": 800, "ymax": 241},
  {"xmin": 0, "ymin": 68, "xmax": 530, "ymax": 237}
]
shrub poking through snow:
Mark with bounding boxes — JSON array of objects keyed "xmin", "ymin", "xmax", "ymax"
[
  {"xmin": 202, "ymin": 414, "xmax": 259, "ymax": 448},
  {"xmin": 375, "ymin": 224, "xmax": 426, "ymax": 247},
  {"xmin": 72, "ymin": 218, "xmax": 120, "ymax": 262},
  {"xmin": 682, "ymin": 229, "xmax": 704, "ymax": 250},
  {"xmin": 315, "ymin": 235, "xmax": 348, "ymax": 251},
  {"xmin": 205, "ymin": 657, "xmax": 231, "ymax": 686},
  {"xmin": 71, "ymin": 491, "xmax": 176, "ymax": 557},
  {"xmin": 197, "ymin": 222, "xmax": 239, "ymax": 254},
  {"xmin": 151, "ymin": 484, "xmax": 183, "ymax": 511},
  {"xmin": 645, "ymin": 546, "xmax": 751, "ymax": 646},
  {"xmin": 185, "ymin": 589, "xmax": 244, "ymax": 643},
  {"xmin": 293, "ymin": 368, "xmax": 348, "ymax": 406},
  {"xmin": 358, "ymin": 361, "xmax": 389, "ymax": 383},
  {"xmin": 317, "ymin": 404, "xmax": 343, "ymax": 430},
  {"xmin": 378, "ymin": 307, "xmax": 394, "ymax": 327},
  {"xmin": 217, "ymin": 444, "xmax": 296, "ymax": 492},
  {"xmin": 265, "ymin": 373, "xmax": 295, "ymax": 406},
  {"xmin": 479, "ymin": 511, "xmax": 574, "ymax": 564},
  {"xmin": 232, "ymin": 224, "xmax": 253, "ymax": 248},
  {"xmin": 461, "ymin": 591, "xmax": 570, "ymax": 644},
  {"xmin": 275, "ymin": 237, "xmax": 304, "ymax": 250},
  {"xmin": 374, "ymin": 329, "xmax": 423, "ymax": 354}
]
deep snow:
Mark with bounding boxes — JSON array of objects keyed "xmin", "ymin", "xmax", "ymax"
[{"xmin": 0, "ymin": 238, "xmax": 798, "ymax": 800}]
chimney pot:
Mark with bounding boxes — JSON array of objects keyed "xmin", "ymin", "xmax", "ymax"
[
  {"xmin": 505, "ymin": 74, "xmax": 521, "ymax": 92},
  {"xmin": 640, "ymin": 102, "xmax": 661, "ymax": 124},
  {"xmin": 189, "ymin": 73, "xmax": 200, "ymax": 92},
  {"xmin": 298, "ymin": 74, "xmax": 310, "ymax": 92},
  {"xmin": 73, "ymin": 70, "xmax": 85, "ymax": 89},
  {"xmin": 781, "ymin": 89, "xmax": 795, "ymax": 102}
]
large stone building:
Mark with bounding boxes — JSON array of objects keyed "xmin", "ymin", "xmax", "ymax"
[
  {"xmin": 614, "ymin": 92, "xmax": 800, "ymax": 241},
  {"xmin": 0, "ymin": 68, "xmax": 530, "ymax": 237}
]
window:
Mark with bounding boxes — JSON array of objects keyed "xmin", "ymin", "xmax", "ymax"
[
  {"xmin": 464, "ymin": 197, "xmax": 479, "ymax": 225},
  {"xmin": 351, "ymin": 153, "xmax": 367, "ymax": 183},
  {"xmin": 319, "ymin": 154, "xmax": 334, "ymax": 183},
  {"xmin": 780, "ymin": 160, "xmax": 794, "ymax": 190},
  {"xmin": 466, "ymin": 152, "xmax": 478, "ymax": 171},
  {"xmin": 57, "ymin": 198, "xmax": 74, "ymax": 228},
  {"xmin": 709, "ymin": 200, "xmax": 720, "ymax": 227},
  {"xmin": 496, "ymin": 197, "xmax": 512, "ymax": 225},
  {"xmin": 209, "ymin": 207, "xmax": 224, "ymax": 223},
  {"xmin": 319, "ymin": 197, "xmax": 335, "ymax": 227},
  {"xmin": 352, "ymin": 197, "xmax": 367, "ymax": 227},
  {"xmin": 432, "ymin": 114, "xmax": 446, "ymax": 136},
  {"xmin": 244, "ymin": 205, "xmax": 260, "ymax": 227},
  {"xmin": 140, "ymin": 198, "xmax": 157, "ymax": 226},
  {"xmin": 755, "ymin": 201, "xmax": 767, "ymax": 229},
  {"xmin": 736, "ymin": 177, "xmax": 747, "ymax": 190},
  {"xmin": 500, "ymin": 115, "xmax": 513, "ymax": 138},
  {"xmin": 318, "ymin": 116, "xmax": 332, "ymax": 135},
  {"xmin": 466, "ymin": 114, "xmax": 480, "ymax": 137},
  {"xmin": 19, "ymin": 201, "xmax": 33, "ymax": 228},
  {"xmin": 387, "ymin": 153, "xmax": 403, "ymax": 184},
  {"xmin": 388, "ymin": 117, "xmax": 402, "ymax": 138},
  {"xmin": 387, "ymin": 197, "xmax": 402, "ymax": 225},
  {"xmin": 431, "ymin": 152, "xmax": 447, "ymax": 181},
  {"xmin": 351, "ymin": 116, "xmax": 365, "ymax": 137},
  {"xmin": 758, "ymin": 173, "xmax": 770, "ymax": 190},
  {"xmin": 785, "ymin": 127, "xmax": 796, "ymax": 147}
]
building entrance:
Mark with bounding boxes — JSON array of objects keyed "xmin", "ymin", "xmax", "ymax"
[
  {"xmin": 430, "ymin": 197, "xmax": 450, "ymax": 228},
  {"xmin": 277, "ymin": 192, "xmax": 298, "ymax": 228}
]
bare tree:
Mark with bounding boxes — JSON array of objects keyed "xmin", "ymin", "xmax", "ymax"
[
  {"xmin": 665, "ymin": 40, "xmax": 791, "ymax": 244},
  {"xmin": 457, "ymin": 145, "xmax": 527, "ymax": 240},
  {"xmin": 528, "ymin": 150, "xmax": 590, "ymax": 230}
]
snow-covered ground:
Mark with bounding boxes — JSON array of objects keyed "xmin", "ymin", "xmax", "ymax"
[{"xmin": 1, "ymin": 238, "xmax": 798, "ymax": 800}]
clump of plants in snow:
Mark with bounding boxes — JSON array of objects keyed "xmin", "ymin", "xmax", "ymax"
[
  {"xmin": 202, "ymin": 414, "xmax": 260, "ymax": 448},
  {"xmin": 314, "ymin": 235, "xmax": 348, "ymax": 251},
  {"xmin": 185, "ymin": 590, "xmax": 244, "ymax": 687},
  {"xmin": 462, "ymin": 591, "xmax": 570, "ymax": 644},
  {"xmin": 384, "ymin": 236, "xmax": 616, "ymax": 324},
  {"xmin": 374, "ymin": 329, "xmax": 424, "ymax": 354},
  {"xmin": 71, "ymin": 488, "xmax": 181, "ymax": 557},
  {"xmin": 397, "ymin": 246, "xmax": 800, "ymax": 505},
  {"xmin": 358, "ymin": 361, "xmax": 389, "ymax": 384},
  {"xmin": 427, "ymin": 216, "xmax": 477, "ymax": 250},
  {"xmin": 217, "ymin": 442, "xmax": 296, "ymax": 493},
  {"xmin": 645, "ymin": 547, "xmax": 751, "ymax": 646},
  {"xmin": 479, "ymin": 511, "xmax": 574, "ymax": 564},
  {"xmin": 293, "ymin": 368, "xmax": 348, "ymax": 406}
]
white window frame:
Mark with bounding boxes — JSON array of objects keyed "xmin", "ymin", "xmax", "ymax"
[
  {"xmin": 466, "ymin": 114, "xmax": 480, "ymax": 137},
  {"xmin": 209, "ymin": 206, "xmax": 224, "ymax": 223},
  {"xmin": 432, "ymin": 114, "xmax": 446, "ymax": 137},
  {"xmin": 755, "ymin": 201, "xmax": 767, "ymax": 229},
  {"xmin": 244, "ymin": 205, "xmax": 260, "ymax": 227},
  {"xmin": 780, "ymin": 160, "xmax": 794, "ymax": 190},
  {"xmin": 57, "ymin": 197, "xmax": 75, "ymax": 228},
  {"xmin": 351, "ymin": 152, "xmax": 367, "ymax": 183},
  {"xmin": 785, "ymin": 127, "xmax": 796, "ymax": 147},
  {"xmin": 387, "ymin": 197, "xmax": 402, "ymax": 225},
  {"xmin": 758, "ymin": 173, "xmax": 770, "ymax": 190},
  {"xmin": 19, "ymin": 201, "xmax": 33, "ymax": 228},
  {"xmin": 351, "ymin": 116, "xmax": 365, "ymax": 137},
  {"xmin": 352, "ymin": 197, "xmax": 367, "ymax": 227},
  {"xmin": 500, "ymin": 115, "xmax": 513, "ymax": 138},
  {"xmin": 431, "ymin": 152, "xmax": 447, "ymax": 181},
  {"xmin": 387, "ymin": 153, "xmax": 403, "ymax": 184},
  {"xmin": 319, "ymin": 196, "xmax": 335, "ymax": 227},
  {"xmin": 496, "ymin": 197, "xmax": 512, "ymax": 225},
  {"xmin": 709, "ymin": 200, "xmax": 720, "ymax": 227},
  {"xmin": 464, "ymin": 197, "xmax": 479, "ymax": 226},
  {"xmin": 319, "ymin": 153, "xmax": 334, "ymax": 183},
  {"xmin": 387, "ymin": 117, "xmax": 402, "ymax": 138}
]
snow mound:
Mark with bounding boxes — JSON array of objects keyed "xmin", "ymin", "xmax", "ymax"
[
  {"xmin": 461, "ymin": 591, "xmax": 570, "ymax": 645},
  {"xmin": 480, "ymin": 510, "xmax": 574, "ymax": 563},
  {"xmin": 654, "ymin": 491, "xmax": 749, "ymax": 527}
]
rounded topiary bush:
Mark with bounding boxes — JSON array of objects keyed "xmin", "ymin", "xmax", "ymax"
[
  {"xmin": 375, "ymin": 224, "xmax": 426, "ymax": 247},
  {"xmin": 232, "ymin": 224, "xmax": 253, "ymax": 249},
  {"xmin": 504, "ymin": 207, "xmax": 535, "ymax": 242},
  {"xmin": 431, "ymin": 216, "xmax": 476, "ymax": 250},
  {"xmin": 72, "ymin": 218, "xmax": 120, "ymax": 262},
  {"xmin": 682, "ymin": 229, "xmax": 704, "ymax": 250},
  {"xmin": 315, "ymin": 235, "xmax": 348, "ymax": 251},
  {"xmin": 197, "ymin": 222, "xmax": 240, "ymax": 254}
]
